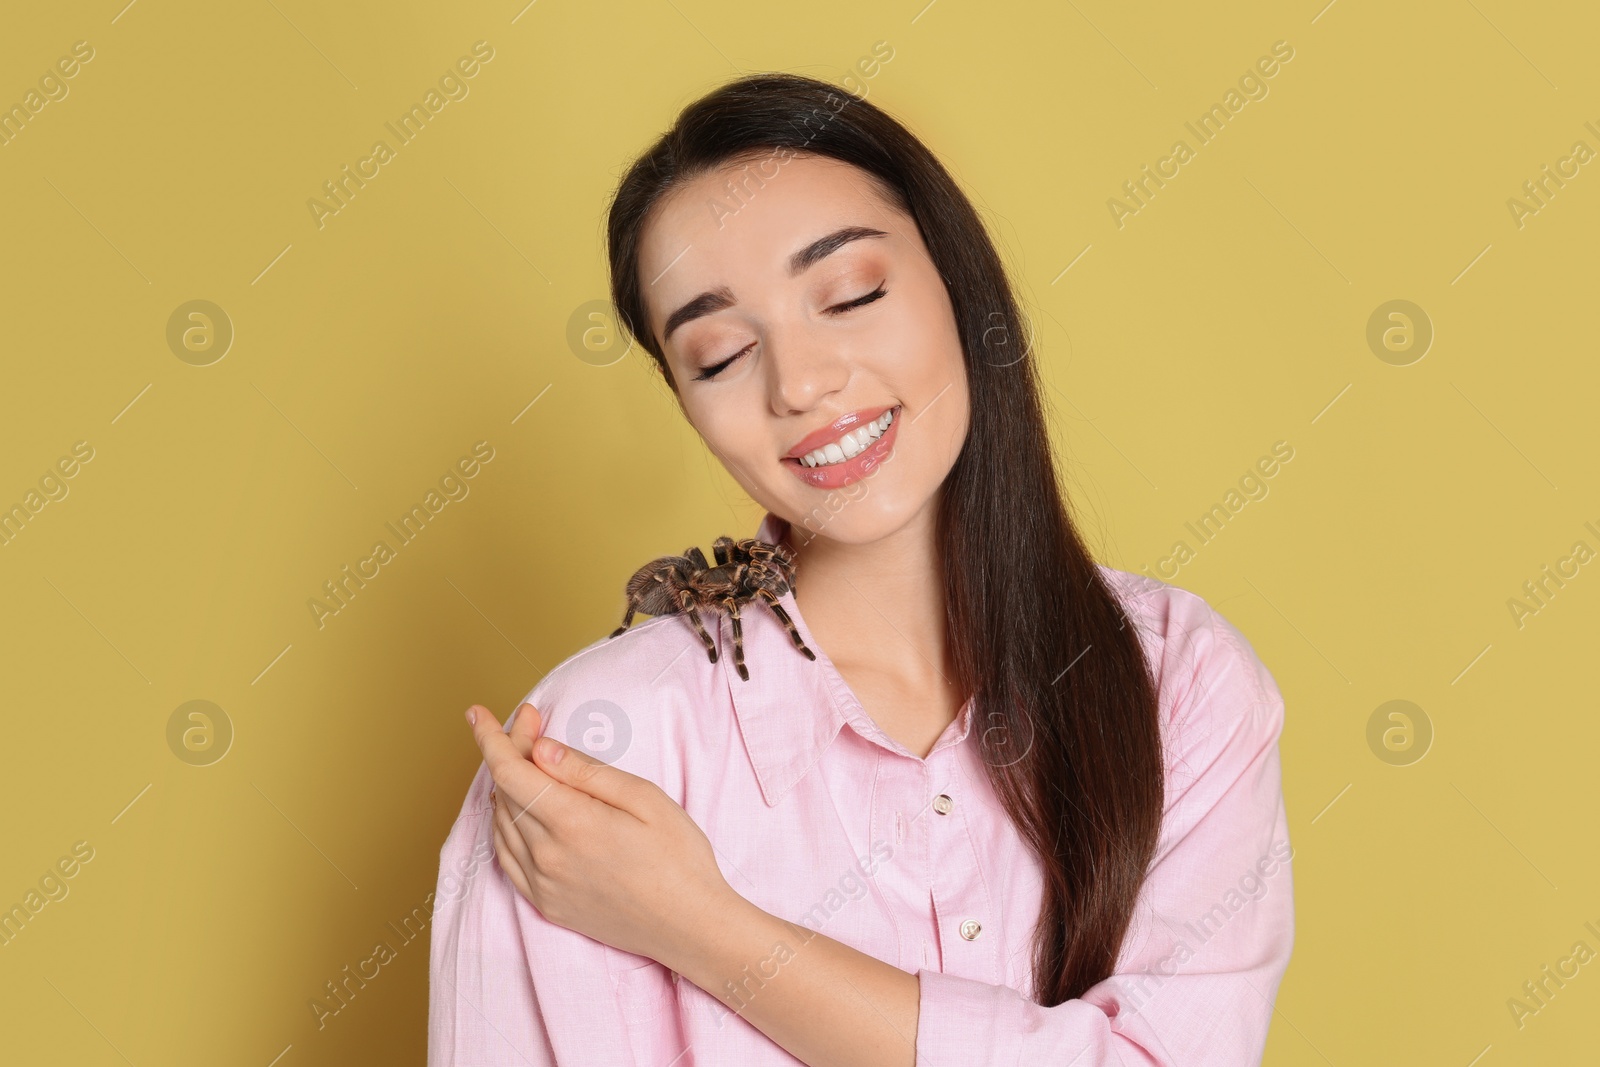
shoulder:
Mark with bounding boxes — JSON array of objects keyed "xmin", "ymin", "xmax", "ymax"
[
  {"xmin": 1096, "ymin": 565, "xmax": 1286, "ymax": 785},
  {"xmin": 518, "ymin": 610, "xmax": 709, "ymax": 700},
  {"xmin": 507, "ymin": 612, "xmax": 727, "ymax": 795}
]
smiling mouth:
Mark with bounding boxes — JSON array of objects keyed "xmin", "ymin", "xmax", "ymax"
[
  {"xmin": 780, "ymin": 404, "xmax": 902, "ymax": 489},
  {"xmin": 791, "ymin": 406, "xmax": 898, "ymax": 468}
]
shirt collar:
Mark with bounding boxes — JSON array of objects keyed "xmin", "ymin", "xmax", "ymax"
[{"xmin": 717, "ymin": 510, "xmax": 974, "ymax": 807}]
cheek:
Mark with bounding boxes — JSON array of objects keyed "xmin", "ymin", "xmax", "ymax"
[
  {"xmin": 910, "ymin": 329, "xmax": 970, "ymax": 457},
  {"xmin": 893, "ymin": 314, "xmax": 966, "ymax": 407},
  {"xmin": 919, "ymin": 378, "xmax": 970, "ymax": 472},
  {"xmin": 879, "ymin": 275, "xmax": 963, "ymax": 375},
  {"xmin": 685, "ymin": 402, "xmax": 763, "ymax": 467}
]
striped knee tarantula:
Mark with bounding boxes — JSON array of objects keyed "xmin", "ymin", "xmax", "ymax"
[{"xmin": 609, "ymin": 536, "xmax": 816, "ymax": 681}]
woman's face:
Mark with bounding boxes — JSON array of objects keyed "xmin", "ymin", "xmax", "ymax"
[{"xmin": 636, "ymin": 151, "xmax": 970, "ymax": 546}]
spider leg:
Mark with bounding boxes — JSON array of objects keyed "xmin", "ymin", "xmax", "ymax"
[
  {"xmin": 712, "ymin": 536, "xmax": 735, "ymax": 567},
  {"xmin": 724, "ymin": 597, "xmax": 749, "ymax": 681},
  {"xmin": 676, "ymin": 588, "xmax": 718, "ymax": 663},
  {"xmin": 757, "ymin": 587, "xmax": 816, "ymax": 661},
  {"xmin": 609, "ymin": 593, "xmax": 642, "ymax": 638}
]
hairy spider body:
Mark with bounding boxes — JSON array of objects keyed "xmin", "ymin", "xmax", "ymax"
[{"xmin": 609, "ymin": 536, "xmax": 817, "ymax": 680}]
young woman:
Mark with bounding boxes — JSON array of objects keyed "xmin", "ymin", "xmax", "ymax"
[{"xmin": 428, "ymin": 72, "xmax": 1294, "ymax": 1066}]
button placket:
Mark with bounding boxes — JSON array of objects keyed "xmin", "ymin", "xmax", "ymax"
[{"xmin": 926, "ymin": 747, "xmax": 1002, "ymax": 981}]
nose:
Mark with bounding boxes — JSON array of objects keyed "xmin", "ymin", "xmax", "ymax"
[{"xmin": 766, "ymin": 322, "xmax": 850, "ymax": 417}]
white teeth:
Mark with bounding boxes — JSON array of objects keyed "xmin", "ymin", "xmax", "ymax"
[{"xmin": 799, "ymin": 408, "xmax": 896, "ymax": 468}]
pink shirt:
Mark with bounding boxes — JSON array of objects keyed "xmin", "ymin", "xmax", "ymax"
[{"xmin": 429, "ymin": 511, "xmax": 1294, "ymax": 1065}]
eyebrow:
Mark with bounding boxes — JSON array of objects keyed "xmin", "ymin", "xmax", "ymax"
[{"xmin": 660, "ymin": 225, "xmax": 890, "ymax": 344}]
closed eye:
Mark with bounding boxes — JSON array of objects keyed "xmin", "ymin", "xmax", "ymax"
[
  {"xmin": 693, "ymin": 342, "xmax": 753, "ymax": 382},
  {"xmin": 692, "ymin": 283, "xmax": 889, "ymax": 382},
  {"xmin": 824, "ymin": 282, "xmax": 888, "ymax": 316}
]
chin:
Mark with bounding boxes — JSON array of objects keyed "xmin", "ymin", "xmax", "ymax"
[{"xmin": 777, "ymin": 485, "xmax": 930, "ymax": 548}]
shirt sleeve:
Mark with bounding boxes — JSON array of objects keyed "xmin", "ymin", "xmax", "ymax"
[
  {"xmin": 426, "ymin": 757, "xmax": 559, "ymax": 1067},
  {"xmin": 427, "ymin": 685, "xmax": 670, "ymax": 1066},
  {"xmin": 914, "ymin": 604, "xmax": 1296, "ymax": 1066}
]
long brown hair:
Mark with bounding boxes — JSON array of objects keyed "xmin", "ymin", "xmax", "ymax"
[{"xmin": 603, "ymin": 72, "xmax": 1163, "ymax": 1005}]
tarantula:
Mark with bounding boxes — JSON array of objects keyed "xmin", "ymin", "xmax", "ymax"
[{"xmin": 609, "ymin": 536, "xmax": 817, "ymax": 681}]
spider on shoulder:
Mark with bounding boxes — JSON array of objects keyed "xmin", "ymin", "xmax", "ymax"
[{"xmin": 609, "ymin": 536, "xmax": 817, "ymax": 681}]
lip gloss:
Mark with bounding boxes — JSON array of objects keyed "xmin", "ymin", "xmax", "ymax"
[{"xmin": 782, "ymin": 405, "xmax": 901, "ymax": 489}]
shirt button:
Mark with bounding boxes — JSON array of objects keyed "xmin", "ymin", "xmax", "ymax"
[
  {"xmin": 959, "ymin": 919, "xmax": 981, "ymax": 940},
  {"xmin": 933, "ymin": 793, "xmax": 953, "ymax": 815}
]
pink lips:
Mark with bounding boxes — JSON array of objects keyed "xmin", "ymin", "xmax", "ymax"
[
  {"xmin": 781, "ymin": 404, "xmax": 901, "ymax": 489},
  {"xmin": 783, "ymin": 405, "xmax": 897, "ymax": 459}
]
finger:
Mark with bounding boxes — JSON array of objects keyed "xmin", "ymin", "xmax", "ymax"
[
  {"xmin": 531, "ymin": 736, "xmax": 652, "ymax": 815},
  {"xmin": 468, "ymin": 704, "xmax": 554, "ymax": 801},
  {"xmin": 507, "ymin": 702, "xmax": 543, "ymax": 760},
  {"xmin": 468, "ymin": 704, "xmax": 590, "ymax": 831},
  {"xmin": 494, "ymin": 783, "xmax": 548, "ymax": 851},
  {"xmin": 492, "ymin": 820, "xmax": 534, "ymax": 902},
  {"xmin": 494, "ymin": 792, "xmax": 541, "ymax": 876}
]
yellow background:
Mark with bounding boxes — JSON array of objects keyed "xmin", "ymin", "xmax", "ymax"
[{"xmin": 2, "ymin": 0, "xmax": 1596, "ymax": 1063}]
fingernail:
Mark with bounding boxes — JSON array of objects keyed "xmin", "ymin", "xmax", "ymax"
[
  {"xmin": 465, "ymin": 706, "xmax": 476, "ymax": 725},
  {"xmin": 538, "ymin": 738, "xmax": 563, "ymax": 764}
]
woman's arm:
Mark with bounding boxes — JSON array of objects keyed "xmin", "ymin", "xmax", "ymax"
[
  {"xmin": 474, "ymin": 700, "xmax": 925, "ymax": 1067},
  {"xmin": 433, "ymin": 690, "xmax": 674, "ymax": 1066},
  {"xmin": 668, "ymin": 894, "xmax": 923, "ymax": 1066},
  {"xmin": 432, "ymin": 753, "xmax": 688, "ymax": 1066}
]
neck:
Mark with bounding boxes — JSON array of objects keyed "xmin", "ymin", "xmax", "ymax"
[{"xmin": 782, "ymin": 497, "xmax": 956, "ymax": 689}]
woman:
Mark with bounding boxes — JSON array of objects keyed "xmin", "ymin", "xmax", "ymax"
[{"xmin": 428, "ymin": 72, "xmax": 1293, "ymax": 1066}]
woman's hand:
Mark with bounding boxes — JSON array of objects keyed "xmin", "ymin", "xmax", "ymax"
[{"xmin": 465, "ymin": 701, "xmax": 734, "ymax": 966}]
